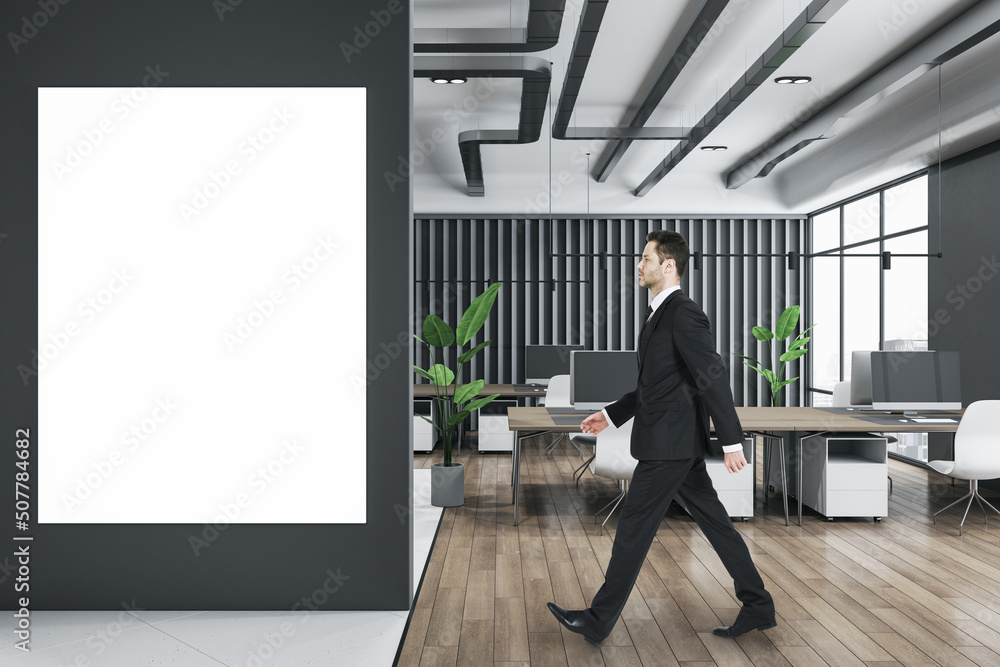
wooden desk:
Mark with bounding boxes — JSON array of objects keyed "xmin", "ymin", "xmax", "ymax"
[
  {"xmin": 414, "ymin": 383, "xmax": 547, "ymax": 398},
  {"xmin": 506, "ymin": 406, "xmax": 962, "ymax": 527}
]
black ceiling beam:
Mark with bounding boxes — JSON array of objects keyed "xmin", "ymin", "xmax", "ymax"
[
  {"xmin": 414, "ymin": 56, "xmax": 551, "ymax": 197},
  {"xmin": 551, "ymin": 0, "xmax": 608, "ymax": 138},
  {"xmin": 561, "ymin": 127, "xmax": 689, "ymax": 140},
  {"xmin": 726, "ymin": 0, "xmax": 1000, "ymax": 189},
  {"xmin": 550, "ymin": 0, "xmax": 697, "ymax": 144},
  {"xmin": 590, "ymin": 0, "xmax": 731, "ymax": 182},
  {"xmin": 633, "ymin": 0, "xmax": 848, "ymax": 197},
  {"xmin": 414, "ymin": 0, "xmax": 566, "ymax": 53}
]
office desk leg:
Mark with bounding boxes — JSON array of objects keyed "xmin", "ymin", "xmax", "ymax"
[
  {"xmin": 797, "ymin": 435, "xmax": 803, "ymax": 527},
  {"xmin": 762, "ymin": 437, "xmax": 769, "ymax": 508},
  {"xmin": 751, "ymin": 432, "xmax": 789, "ymax": 527},
  {"xmin": 778, "ymin": 436, "xmax": 789, "ymax": 527},
  {"xmin": 512, "ymin": 432, "xmax": 522, "ymax": 526}
]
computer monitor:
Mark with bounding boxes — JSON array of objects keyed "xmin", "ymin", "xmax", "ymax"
[
  {"xmin": 524, "ymin": 344, "xmax": 585, "ymax": 384},
  {"xmin": 870, "ymin": 350, "xmax": 962, "ymax": 415},
  {"xmin": 850, "ymin": 350, "xmax": 874, "ymax": 406},
  {"xmin": 570, "ymin": 351, "xmax": 638, "ymax": 410}
]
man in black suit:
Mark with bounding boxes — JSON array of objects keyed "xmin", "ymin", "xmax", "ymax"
[{"xmin": 547, "ymin": 230, "xmax": 775, "ymax": 646}]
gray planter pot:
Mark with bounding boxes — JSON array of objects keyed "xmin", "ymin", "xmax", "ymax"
[{"xmin": 431, "ymin": 462, "xmax": 464, "ymax": 507}]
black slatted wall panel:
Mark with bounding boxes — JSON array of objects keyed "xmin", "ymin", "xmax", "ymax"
[{"xmin": 415, "ymin": 217, "xmax": 805, "ymax": 407}]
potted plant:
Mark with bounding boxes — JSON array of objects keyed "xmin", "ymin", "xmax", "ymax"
[
  {"xmin": 736, "ymin": 305, "xmax": 816, "ymax": 407},
  {"xmin": 414, "ymin": 282, "xmax": 502, "ymax": 507}
]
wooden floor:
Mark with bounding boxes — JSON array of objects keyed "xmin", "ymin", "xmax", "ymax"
[{"xmin": 399, "ymin": 434, "xmax": 1000, "ymax": 666}]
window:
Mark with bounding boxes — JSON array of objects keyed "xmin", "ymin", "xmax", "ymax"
[{"xmin": 806, "ymin": 173, "xmax": 929, "ymax": 404}]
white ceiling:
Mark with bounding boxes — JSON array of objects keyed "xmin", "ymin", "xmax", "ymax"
[{"xmin": 412, "ymin": 0, "xmax": 1000, "ymax": 216}]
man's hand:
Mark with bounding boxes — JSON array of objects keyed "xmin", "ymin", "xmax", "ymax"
[
  {"xmin": 581, "ymin": 412, "xmax": 609, "ymax": 435},
  {"xmin": 723, "ymin": 449, "xmax": 748, "ymax": 474}
]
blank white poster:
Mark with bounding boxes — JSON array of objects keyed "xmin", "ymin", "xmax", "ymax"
[{"xmin": 37, "ymin": 87, "xmax": 366, "ymax": 524}]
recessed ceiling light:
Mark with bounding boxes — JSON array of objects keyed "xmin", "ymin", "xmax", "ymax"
[
  {"xmin": 700, "ymin": 145, "xmax": 727, "ymax": 152},
  {"xmin": 430, "ymin": 77, "xmax": 467, "ymax": 84},
  {"xmin": 449, "ymin": 77, "xmax": 468, "ymax": 84},
  {"xmin": 774, "ymin": 76, "xmax": 812, "ymax": 84}
]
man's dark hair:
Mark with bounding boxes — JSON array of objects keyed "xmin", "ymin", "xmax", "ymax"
[{"xmin": 646, "ymin": 230, "xmax": 690, "ymax": 278}]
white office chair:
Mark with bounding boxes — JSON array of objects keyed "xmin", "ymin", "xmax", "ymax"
[
  {"xmin": 590, "ymin": 418, "xmax": 637, "ymax": 534},
  {"xmin": 542, "ymin": 375, "xmax": 589, "ymax": 460},
  {"xmin": 929, "ymin": 400, "xmax": 1000, "ymax": 535},
  {"xmin": 832, "ymin": 380, "xmax": 895, "ymax": 492},
  {"xmin": 832, "ymin": 381, "xmax": 852, "ymax": 407}
]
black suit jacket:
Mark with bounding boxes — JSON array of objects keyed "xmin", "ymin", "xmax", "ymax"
[{"xmin": 604, "ymin": 290, "xmax": 744, "ymax": 460}]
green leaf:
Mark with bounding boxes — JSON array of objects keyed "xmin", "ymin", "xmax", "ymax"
[
  {"xmin": 454, "ymin": 380, "xmax": 484, "ymax": 405},
  {"xmin": 457, "ymin": 339, "xmax": 491, "ymax": 364},
  {"xmin": 416, "ymin": 414, "xmax": 440, "ymax": 432},
  {"xmin": 793, "ymin": 323, "xmax": 818, "ymax": 341},
  {"xmin": 427, "ymin": 364, "xmax": 455, "ymax": 386},
  {"xmin": 775, "ymin": 306, "xmax": 801, "ymax": 340},
  {"xmin": 456, "ymin": 283, "xmax": 502, "ymax": 346},
  {"xmin": 413, "ymin": 333, "xmax": 428, "ymax": 346},
  {"xmin": 772, "ymin": 377, "xmax": 799, "ymax": 391},
  {"xmin": 742, "ymin": 362, "xmax": 776, "ymax": 384},
  {"xmin": 413, "ymin": 365, "xmax": 432, "ymax": 380},
  {"xmin": 779, "ymin": 348, "xmax": 809, "ymax": 362},
  {"xmin": 464, "ymin": 393, "xmax": 501, "ymax": 413},
  {"xmin": 422, "ymin": 314, "xmax": 455, "ymax": 347},
  {"xmin": 447, "ymin": 410, "xmax": 472, "ymax": 427},
  {"xmin": 733, "ymin": 353, "xmax": 762, "ymax": 367},
  {"xmin": 752, "ymin": 326, "xmax": 774, "ymax": 342},
  {"xmin": 788, "ymin": 336, "xmax": 810, "ymax": 350}
]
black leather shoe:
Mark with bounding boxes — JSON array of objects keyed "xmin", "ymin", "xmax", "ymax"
[
  {"xmin": 712, "ymin": 614, "xmax": 777, "ymax": 638},
  {"xmin": 546, "ymin": 602, "xmax": 606, "ymax": 647}
]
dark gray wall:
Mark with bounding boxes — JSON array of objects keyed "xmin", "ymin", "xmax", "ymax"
[
  {"xmin": 414, "ymin": 216, "xmax": 806, "ymax": 407},
  {"xmin": 928, "ymin": 139, "xmax": 1000, "ymax": 402},
  {"xmin": 928, "ymin": 138, "xmax": 1000, "ymax": 468},
  {"xmin": 1, "ymin": 1, "xmax": 412, "ymax": 610}
]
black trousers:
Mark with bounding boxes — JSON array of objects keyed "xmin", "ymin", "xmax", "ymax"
[{"xmin": 585, "ymin": 456, "xmax": 773, "ymax": 633}]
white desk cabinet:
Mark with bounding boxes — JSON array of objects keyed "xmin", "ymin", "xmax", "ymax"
[
  {"xmin": 413, "ymin": 400, "xmax": 435, "ymax": 453},
  {"xmin": 800, "ymin": 435, "xmax": 888, "ymax": 519},
  {"xmin": 706, "ymin": 436, "xmax": 755, "ymax": 519},
  {"xmin": 478, "ymin": 400, "xmax": 517, "ymax": 452}
]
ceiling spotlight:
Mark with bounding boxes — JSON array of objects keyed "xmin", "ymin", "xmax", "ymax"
[
  {"xmin": 430, "ymin": 77, "xmax": 467, "ymax": 84},
  {"xmin": 774, "ymin": 76, "xmax": 812, "ymax": 84},
  {"xmin": 700, "ymin": 145, "xmax": 727, "ymax": 152},
  {"xmin": 449, "ymin": 77, "xmax": 468, "ymax": 84}
]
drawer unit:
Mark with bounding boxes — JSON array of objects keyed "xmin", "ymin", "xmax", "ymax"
[
  {"xmin": 706, "ymin": 436, "xmax": 755, "ymax": 519},
  {"xmin": 478, "ymin": 400, "xmax": 517, "ymax": 452}
]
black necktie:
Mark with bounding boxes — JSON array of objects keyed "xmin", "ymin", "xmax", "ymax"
[{"xmin": 641, "ymin": 305, "xmax": 653, "ymax": 332}]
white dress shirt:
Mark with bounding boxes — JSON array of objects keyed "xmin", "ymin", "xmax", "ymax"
[{"xmin": 601, "ymin": 285, "xmax": 743, "ymax": 454}]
